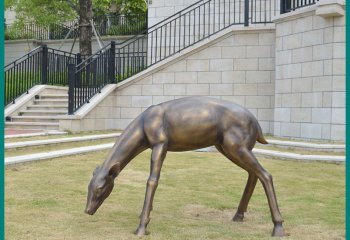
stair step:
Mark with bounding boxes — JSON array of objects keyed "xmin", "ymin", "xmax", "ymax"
[
  {"xmin": 19, "ymin": 110, "xmax": 68, "ymax": 116},
  {"xmin": 9, "ymin": 116, "xmax": 61, "ymax": 123},
  {"xmin": 5, "ymin": 122, "xmax": 59, "ymax": 130},
  {"xmin": 39, "ymin": 94, "xmax": 68, "ymax": 100},
  {"xmin": 27, "ymin": 104, "xmax": 68, "ymax": 111},
  {"xmin": 33, "ymin": 99, "xmax": 68, "ymax": 106}
]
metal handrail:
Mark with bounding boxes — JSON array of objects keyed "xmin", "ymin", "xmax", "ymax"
[
  {"xmin": 4, "ymin": 46, "xmax": 42, "ymax": 69},
  {"xmin": 68, "ymin": 0, "xmax": 276, "ymax": 114},
  {"xmin": 280, "ymin": 0, "xmax": 319, "ymax": 14},
  {"xmin": 5, "ymin": 45, "xmax": 78, "ymax": 106}
]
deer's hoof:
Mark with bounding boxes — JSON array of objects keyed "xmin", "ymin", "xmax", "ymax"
[
  {"xmin": 232, "ymin": 212, "xmax": 244, "ymax": 222},
  {"xmin": 134, "ymin": 227, "xmax": 148, "ymax": 237},
  {"xmin": 272, "ymin": 223, "xmax": 285, "ymax": 237}
]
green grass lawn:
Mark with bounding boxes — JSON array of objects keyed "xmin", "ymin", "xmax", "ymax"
[{"xmin": 5, "ymin": 150, "xmax": 345, "ymax": 240}]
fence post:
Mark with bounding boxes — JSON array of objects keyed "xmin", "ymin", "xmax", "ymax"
[
  {"xmin": 244, "ymin": 0, "xmax": 249, "ymax": 26},
  {"xmin": 68, "ymin": 63, "xmax": 75, "ymax": 115},
  {"xmin": 280, "ymin": 0, "xmax": 291, "ymax": 14},
  {"xmin": 41, "ymin": 44, "xmax": 48, "ymax": 84},
  {"xmin": 109, "ymin": 41, "xmax": 116, "ymax": 83},
  {"xmin": 76, "ymin": 53, "xmax": 82, "ymax": 87}
]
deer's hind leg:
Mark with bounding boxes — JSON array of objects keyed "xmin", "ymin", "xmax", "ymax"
[
  {"xmin": 215, "ymin": 145, "xmax": 258, "ymax": 222},
  {"xmin": 220, "ymin": 135, "xmax": 285, "ymax": 237},
  {"xmin": 233, "ymin": 173, "xmax": 258, "ymax": 222}
]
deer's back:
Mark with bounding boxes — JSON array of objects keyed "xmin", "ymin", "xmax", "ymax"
[{"xmin": 142, "ymin": 97, "xmax": 258, "ymax": 151}]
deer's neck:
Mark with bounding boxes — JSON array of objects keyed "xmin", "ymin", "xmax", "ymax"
[{"xmin": 102, "ymin": 116, "xmax": 148, "ymax": 176}]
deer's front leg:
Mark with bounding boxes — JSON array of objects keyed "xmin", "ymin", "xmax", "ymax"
[{"xmin": 135, "ymin": 143, "xmax": 167, "ymax": 236}]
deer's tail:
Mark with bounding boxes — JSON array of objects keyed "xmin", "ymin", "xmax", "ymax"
[{"xmin": 256, "ymin": 122, "xmax": 268, "ymax": 144}]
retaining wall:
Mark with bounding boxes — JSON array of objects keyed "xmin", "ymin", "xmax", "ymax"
[
  {"xmin": 60, "ymin": 26, "xmax": 276, "ymax": 134},
  {"xmin": 273, "ymin": 0, "xmax": 346, "ymax": 140}
]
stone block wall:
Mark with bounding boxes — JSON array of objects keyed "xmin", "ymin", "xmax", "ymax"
[
  {"xmin": 58, "ymin": 1, "xmax": 346, "ymax": 142},
  {"xmin": 147, "ymin": 0, "xmax": 278, "ymax": 65},
  {"xmin": 273, "ymin": 4, "xmax": 346, "ymax": 140},
  {"xmin": 66, "ymin": 28, "xmax": 276, "ymax": 134}
]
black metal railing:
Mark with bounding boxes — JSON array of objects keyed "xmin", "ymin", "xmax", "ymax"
[
  {"xmin": 94, "ymin": 13, "xmax": 148, "ymax": 36},
  {"xmin": 47, "ymin": 48, "xmax": 80, "ymax": 85},
  {"xmin": 5, "ymin": 13, "xmax": 148, "ymax": 41},
  {"xmin": 280, "ymin": 0, "xmax": 319, "ymax": 14},
  {"xmin": 144, "ymin": 0, "xmax": 277, "ymax": 66},
  {"xmin": 5, "ymin": 45, "xmax": 77, "ymax": 106},
  {"xmin": 68, "ymin": 42, "xmax": 115, "ymax": 114},
  {"xmin": 68, "ymin": 0, "xmax": 278, "ymax": 114},
  {"xmin": 115, "ymin": 35, "xmax": 148, "ymax": 83}
]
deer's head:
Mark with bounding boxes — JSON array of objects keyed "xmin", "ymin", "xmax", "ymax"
[{"xmin": 85, "ymin": 164, "xmax": 119, "ymax": 215}]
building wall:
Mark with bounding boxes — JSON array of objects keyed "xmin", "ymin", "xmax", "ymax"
[
  {"xmin": 148, "ymin": 0, "xmax": 197, "ymax": 27},
  {"xmin": 61, "ymin": 27, "xmax": 276, "ymax": 134},
  {"xmin": 5, "ymin": 9, "xmax": 16, "ymax": 24},
  {"xmin": 273, "ymin": 4, "xmax": 346, "ymax": 140}
]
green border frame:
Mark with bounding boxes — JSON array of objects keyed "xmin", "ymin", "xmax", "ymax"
[
  {"xmin": 346, "ymin": 1, "xmax": 349, "ymax": 238},
  {"xmin": 0, "ymin": 2, "xmax": 348, "ymax": 240},
  {"xmin": 1, "ymin": 0, "xmax": 4, "ymax": 238}
]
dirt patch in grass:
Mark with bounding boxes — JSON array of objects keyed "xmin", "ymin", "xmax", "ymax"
[{"xmin": 183, "ymin": 204, "xmax": 234, "ymax": 223}]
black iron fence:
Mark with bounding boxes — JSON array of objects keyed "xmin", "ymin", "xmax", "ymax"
[
  {"xmin": 94, "ymin": 13, "xmax": 148, "ymax": 36},
  {"xmin": 68, "ymin": 42, "xmax": 115, "ymax": 114},
  {"xmin": 68, "ymin": 0, "xmax": 279, "ymax": 113},
  {"xmin": 115, "ymin": 36, "xmax": 148, "ymax": 83},
  {"xmin": 5, "ymin": 45, "xmax": 77, "ymax": 106},
  {"xmin": 5, "ymin": 13, "xmax": 148, "ymax": 41},
  {"xmin": 280, "ymin": 0, "xmax": 319, "ymax": 14},
  {"xmin": 146, "ymin": 0, "xmax": 278, "ymax": 66}
]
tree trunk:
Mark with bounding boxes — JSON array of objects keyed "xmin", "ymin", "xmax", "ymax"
[{"xmin": 79, "ymin": 0, "xmax": 92, "ymax": 57}]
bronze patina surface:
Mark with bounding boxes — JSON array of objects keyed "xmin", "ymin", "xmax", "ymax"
[{"xmin": 85, "ymin": 96, "xmax": 285, "ymax": 237}]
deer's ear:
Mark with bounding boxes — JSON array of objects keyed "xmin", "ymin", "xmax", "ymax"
[
  {"xmin": 93, "ymin": 166, "xmax": 100, "ymax": 176},
  {"xmin": 108, "ymin": 163, "xmax": 120, "ymax": 179}
]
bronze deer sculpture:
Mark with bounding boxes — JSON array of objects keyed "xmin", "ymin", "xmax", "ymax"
[{"xmin": 85, "ymin": 96, "xmax": 284, "ymax": 237}]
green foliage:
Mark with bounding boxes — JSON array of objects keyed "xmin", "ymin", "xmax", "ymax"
[
  {"xmin": 5, "ymin": 22, "xmax": 37, "ymax": 40},
  {"xmin": 94, "ymin": 0, "xmax": 147, "ymax": 15},
  {"xmin": 8, "ymin": 0, "xmax": 147, "ymax": 28},
  {"xmin": 4, "ymin": 0, "xmax": 16, "ymax": 9},
  {"xmin": 13, "ymin": 0, "xmax": 77, "ymax": 27},
  {"xmin": 6, "ymin": 0, "xmax": 148, "ymax": 41},
  {"xmin": 120, "ymin": 0, "xmax": 147, "ymax": 15}
]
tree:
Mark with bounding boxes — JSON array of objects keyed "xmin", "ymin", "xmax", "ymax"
[
  {"xmin": 79, "ymin": 0, "xmax": 93, "ymax": 56},
  {"xmin": 6, "ymin": 0, "xmax": 147, "ymax": 56}
]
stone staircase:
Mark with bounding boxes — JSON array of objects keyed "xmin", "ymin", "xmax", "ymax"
[{"xmin": 6, "ymin": 90, "xmax": 68, "ymax": 131}]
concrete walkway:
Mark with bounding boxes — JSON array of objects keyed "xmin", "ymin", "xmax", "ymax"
[
  {"xmin": 5, "ymin": 133, "xmax": 121, "ymax": 149},
  {"xmin": 5, "ymin": 130, "xmax": 67, "ymax": 139},
  {"xmin": 253, "ymin": 148, "xmax": 345, "ymax": 163},
  {"xmin": 5, "ymin": 143, "xmax": 115, "ymax": 165},
  {"xmin": 264, "ymin": 139, "xmax": 345, "ymax": 152}
]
